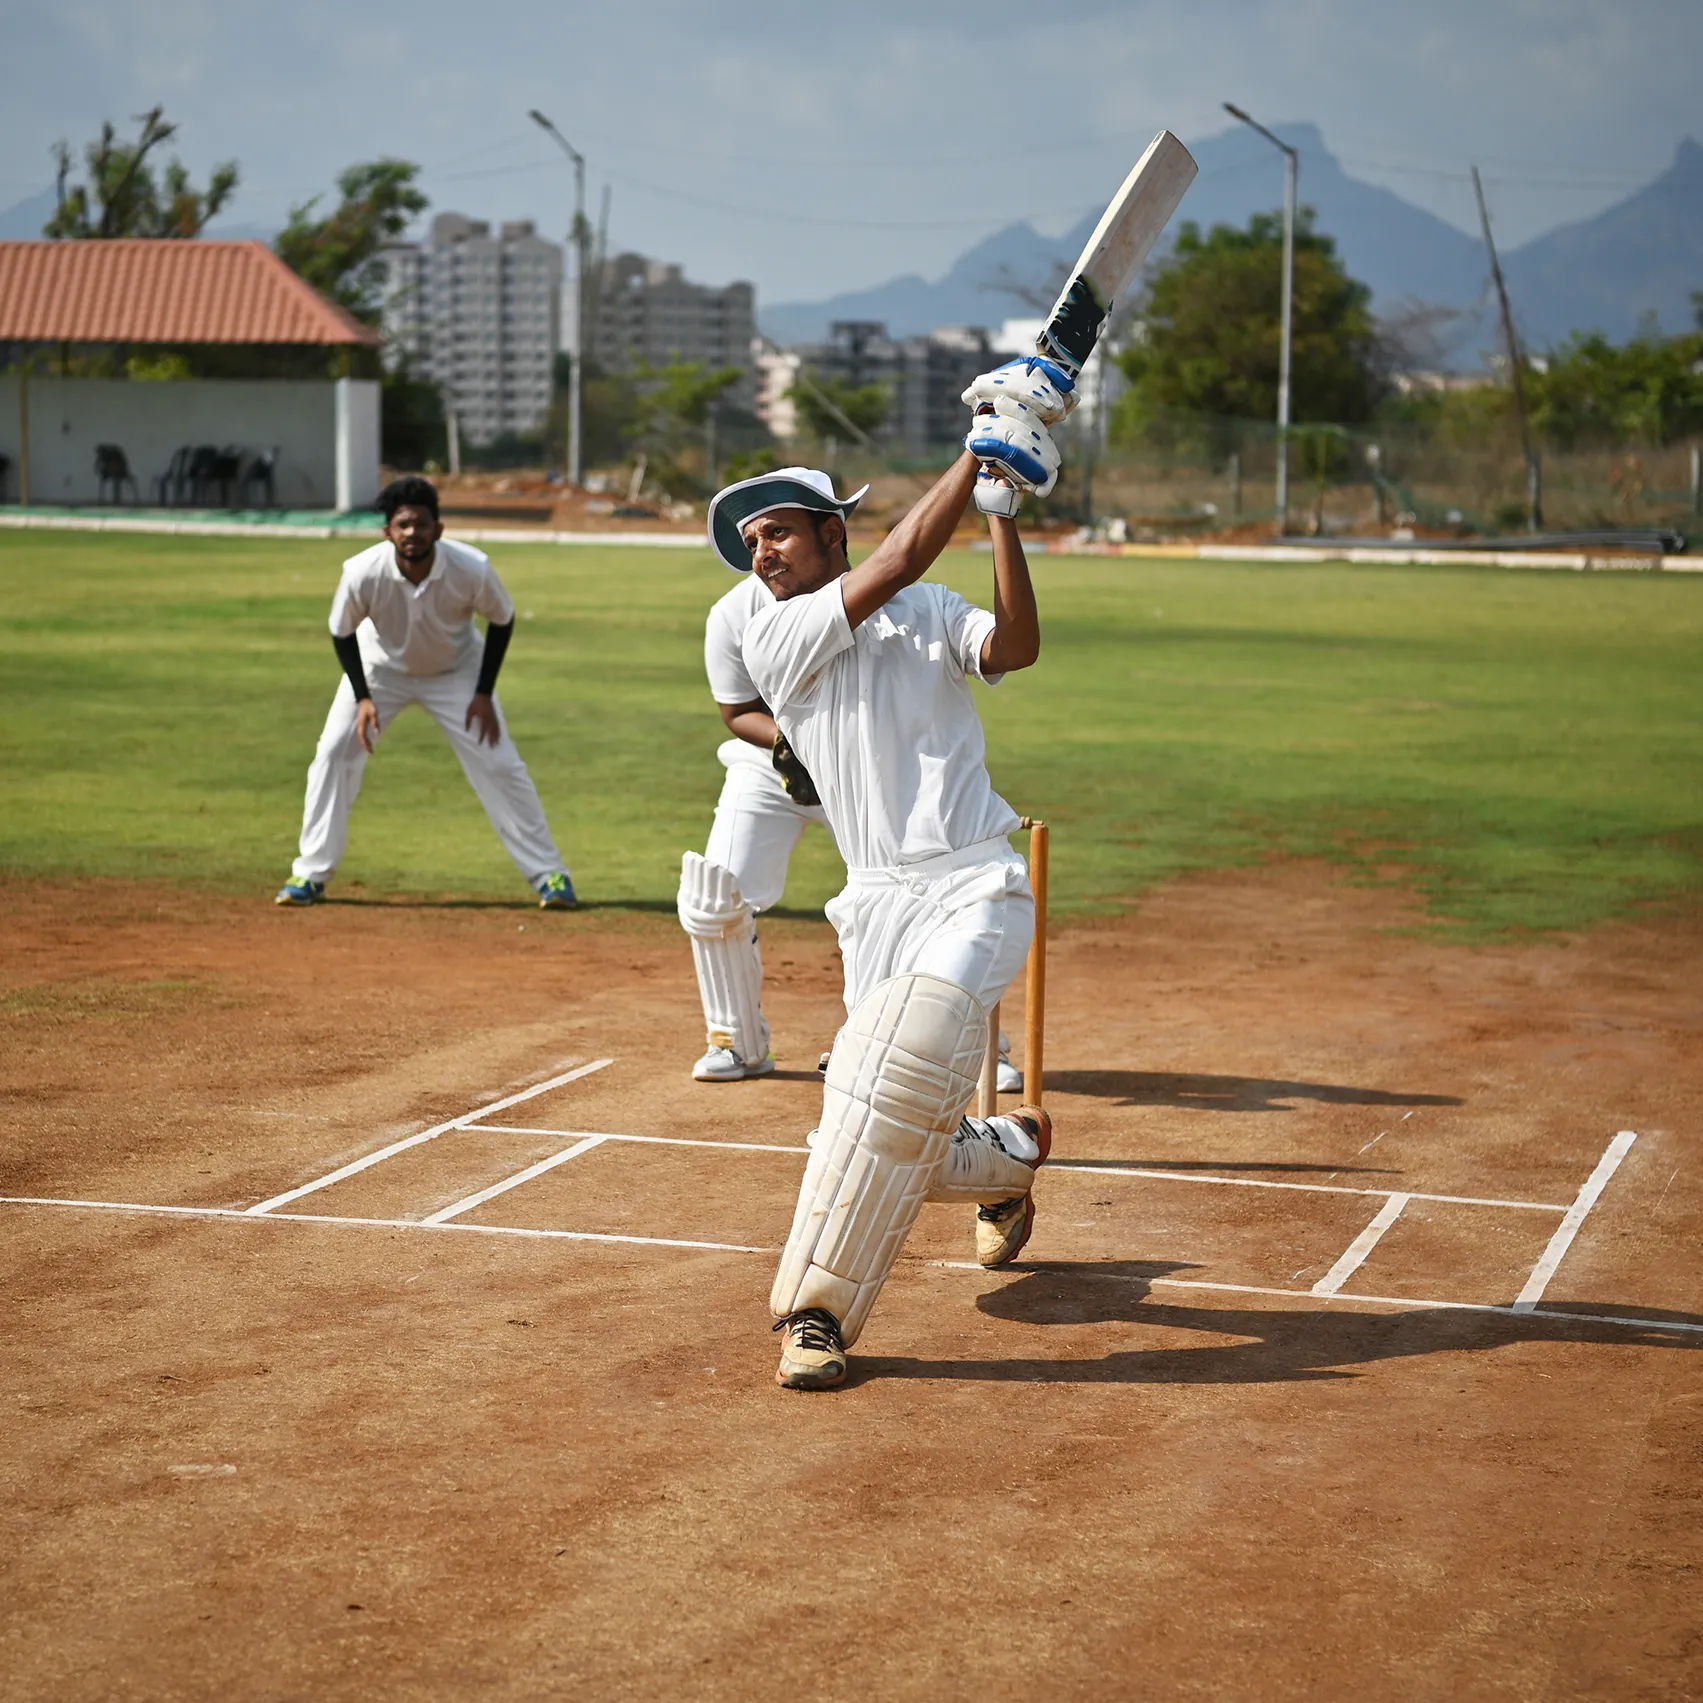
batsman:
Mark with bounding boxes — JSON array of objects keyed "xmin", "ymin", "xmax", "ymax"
[{"xmin": 710, "ymin": 358, "xmax": 1078, "ymax": 1390}]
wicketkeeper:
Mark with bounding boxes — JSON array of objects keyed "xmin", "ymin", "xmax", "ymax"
[{"xmin": 707, "ymin": 356, "xmax": 1073, "ymax": 1389}]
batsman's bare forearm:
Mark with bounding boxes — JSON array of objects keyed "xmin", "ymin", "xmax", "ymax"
[
  {"xmin": 840, "ymin": 451, "xmax": 978, "ymax": 629},
  {"xmin": 720, "ymin": 698, "xmax": 780, "ymax": 750},
  {"xmin": 980, "ymin": 515, "xmax": 1039, "ymax": 674}
]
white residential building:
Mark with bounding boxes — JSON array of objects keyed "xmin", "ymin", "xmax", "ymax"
[{"xmin": 379, "ymin": 214, "xmax": 563, "ymax": 445}]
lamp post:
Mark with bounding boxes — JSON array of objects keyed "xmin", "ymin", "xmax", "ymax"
[
  {"xmin": 528, "ymin": 109, "xmax": 589, "ymax": 487},
  {"xmin": 1224, "ymin": 102, "xmax": 1297, "ymax": 532}
]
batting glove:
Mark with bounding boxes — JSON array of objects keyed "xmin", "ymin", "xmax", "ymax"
[
  {"xmin": 964, "ymin": 409, "xmax": 1060, "ymax": 498},
  {"xmin": 961, "ymin": 356, "xmax": 1077, "ymax": 426}
]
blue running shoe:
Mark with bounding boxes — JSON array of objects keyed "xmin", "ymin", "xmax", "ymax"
[
  {"xmin": 275, "ymin": 877, "xmax": 325, "ymax": 907},
  {"xmin": 538, "ymin": 872, "xmax": 578, "ymax": 910}
]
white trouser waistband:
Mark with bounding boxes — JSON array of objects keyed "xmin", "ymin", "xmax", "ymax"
[{"xmin": 843, "ymin": 834, "xmax": 1018, "ymax": 886}]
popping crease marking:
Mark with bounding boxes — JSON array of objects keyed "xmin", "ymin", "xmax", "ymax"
[
  {"xmin": 467, "ymin": 1123, "xmax": 811, "ymax": 1155},
  {"xmin": 0, "ymin": 1196, "xmax": 770, "ymax": 1255},
  {"xmin": 1050, "ymin": 1164, "xmax": 1569, "ymax": 1212}
]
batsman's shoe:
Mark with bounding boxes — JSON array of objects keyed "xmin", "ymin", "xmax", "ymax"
[
  {"xmin": 274, "ymin": 877, "xmax": 325, "ymax": 907},
  {"xmin": 537, "ymin": 873, "xmax": 578, "ymax": 910},
  {"xmin": 997, "ymin": 1057, "xmax": 1023, "ymax": 1095},
  {"xmin": 692, "ymin": 1044, "xmax": 775, "ymax": 1082},
  {"xmin": 974, "ymin": 1105, "xmax": 1053, "ymax": 1269},
  {"xmin": 773, "ymin": 1308, "xmax": 848, "ymax": 1390}
]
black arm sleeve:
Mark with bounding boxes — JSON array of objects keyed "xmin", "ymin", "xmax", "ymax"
[
  {"xmin": 475, "ymin": 619, "xmax": 514, "ymax": 696},
  {"xmin": 331, "ymin": 631, "xmax": 370, "ymax": 702}
]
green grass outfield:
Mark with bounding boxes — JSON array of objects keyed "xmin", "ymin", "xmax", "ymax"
[{"xmin": 3, "ymin": 528, "xmax": 1701, "ymax": 935}]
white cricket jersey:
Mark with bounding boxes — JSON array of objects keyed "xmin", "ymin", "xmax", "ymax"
[
  {"xmin": 704, "ymin": 572, "xmax": 775, "ymax": 705},
  {"xmin": 329, "ymin": 538, "xmax": 514, "ymax": 677},
  {"xmin": 741, "ymin": 577, "xmax": 1019, "ymax": 871}
]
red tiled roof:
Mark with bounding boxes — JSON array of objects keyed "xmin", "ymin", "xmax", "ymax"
[{"xmin": 0, "ymin": 240, "xmax": 380, "ymax": 345}]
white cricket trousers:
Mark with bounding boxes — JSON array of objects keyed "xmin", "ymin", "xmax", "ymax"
[
  {"xmin": 704, "ymin": 740, "xmax": 827, "ymax": 909},
  {"xmin": 291, "ymin": 663, "xmax": 567, "ymax": 887},
  {"xmin": 824, "ymin": 837, "xmax": 1035, "ymax": 1016}
]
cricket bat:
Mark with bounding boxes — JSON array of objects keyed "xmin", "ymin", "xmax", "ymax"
[{"xmin": 1038, "ymin": 130, "xmax": 1198, "ymax": 375}]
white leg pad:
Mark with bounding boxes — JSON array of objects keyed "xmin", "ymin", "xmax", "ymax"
[
  {"xmin": 771, "ymin": 973, "xmax": 987, "ymax": 1345},
  {"xmin": 926, "ymin": 1115, "xmax": 1042, "ymax": 1204},
  {"xmin": 678, "ymin": 852, "xmax": 770, "ymax": 1065}
]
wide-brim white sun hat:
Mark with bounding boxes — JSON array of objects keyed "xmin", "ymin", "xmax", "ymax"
[{"xmin": 707, "ymin": 466, "xmax": 870, "ymax": 573}]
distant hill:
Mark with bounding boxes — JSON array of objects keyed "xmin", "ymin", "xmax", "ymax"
[
  {"xmin": 760, "ymin": 125, "xmax": 1703, "ymax": 362},
  {"xmin": 0, "ymin": 187, "xmax": 58, "ymax": 239},
  {"xmin": 761, "ymin": 124, "xmax": 1489, "ymax": 347},
  {"xmin": 1503, "ymin": 138, "xmax": 1703, "ymax": 346}
]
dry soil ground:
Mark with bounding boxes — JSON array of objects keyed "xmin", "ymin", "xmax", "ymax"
[{"xmin": 2, "ymin": 867, "xmax": 1700, "ymax": 1701}]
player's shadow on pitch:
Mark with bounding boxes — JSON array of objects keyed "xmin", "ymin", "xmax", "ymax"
[
  {"xmin": 1045, "ymin": 1071, "xmax": 1464, "ymax": 1114},
  {"xmin": 852, "ymin": 1262, "xmax": 1701, "ymax": 1387}
]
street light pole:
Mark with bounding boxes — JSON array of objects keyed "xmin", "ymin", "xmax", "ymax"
[
  {"xmin": 1224, "ymin": 102, "xmax": 1297, "ymax": 533},
  {"xmin": 529, "ymin": 109, "xmax": 589, "ymax": 487}
]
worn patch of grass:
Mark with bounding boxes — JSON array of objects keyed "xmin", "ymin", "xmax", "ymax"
[{"xmin": 2, "ymin": 529, "xmax": 1699, "ymax": 935}]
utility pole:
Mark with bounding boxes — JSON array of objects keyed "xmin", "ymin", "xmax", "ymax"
[
  {"xmin": 529, "ymin": 109, "xmax": 590, "ymax": 487},
  {"xmin": 1472, "ymin": 165, "xmax": 1542, "ymax": 531},
  {"xmin": 1225, "ymin": 103, "xmax": 1297, "ymax": 532}
]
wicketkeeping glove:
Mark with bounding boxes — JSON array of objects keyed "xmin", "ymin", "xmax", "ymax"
[
  {"xmin": 961, "ymin": 356, "xmax": 1077, "ymax": 426},
  {"xmin": 772, "ymin": 731, "xmax": 820, "ymax": 807}
]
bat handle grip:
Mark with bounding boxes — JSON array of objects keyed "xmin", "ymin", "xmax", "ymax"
[{"xmin": 973, "ymin": 467, "xmax": 1024, "ymax": 517}]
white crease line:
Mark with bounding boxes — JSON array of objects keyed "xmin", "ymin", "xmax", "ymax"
[
  {"xmin": 244, "ymin": 1059, "xmax": 614, "ymax": 1215},
  {"xmin": 1512, "ymin": 1130, "xmax": 1638, "ymax": 1311},
  {"xmin": 422, "ymin": 1135, "xmax": 609, "ymax": 1224},
  {"xmin": 0, "ymin": 1195, "xmax": 768, "ymax": 1254},
  {"xmin": 1051, "ymin": 1164, "xmax": 1568, "ymax": 1212},
  {"xmin": 1311, "ymin": 1194, "xmax": 1410, "ymax": 1296},
  {"xmin": 468, "ymin": 1123, "xmax": 811, "ymax": 1155},
  {"xmin": 927, "ymin": 1261, "xmax": 1703, "ymax": 1336}
]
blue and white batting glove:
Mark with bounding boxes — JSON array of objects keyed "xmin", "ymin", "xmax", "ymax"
[
  {"xmin": 961, "ymin": 356, "xmax": 1077, "ymax": 426},
  {"xmin": 964, "ymin": 408, "xmax": 1061, "ymax": 499}
]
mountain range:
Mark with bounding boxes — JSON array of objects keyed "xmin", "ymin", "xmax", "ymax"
[{"xmin": 759, "ymin": 126, "xmax": 1703, "ymax": 362}]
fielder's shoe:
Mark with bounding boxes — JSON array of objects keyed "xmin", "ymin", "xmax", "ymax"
[
  {"xmin": 537, "ymin": 873, "xmax": 578, "ymax": 910},
  {"xmin": 974, "ymin": 1104, "xmax": 1053, "ymax": 1269},
  {"xmin": 692, "ymin": 1044, "xmax": 776, "ymax": 1082},
  {"xmin": 997, "ymin": 1056, "xmax": 1023, "ymax": 1095},
  {"xmin": 773, "ymin": 1307, "xmax": 848, "ymax": 1390},
  {"xmin": 274, "ymin": 877, "xmax": 325, "ymax": 907},
  {"xmin": 817, "ymin": 1050, "xmax": 831, "ymax": 1075}
]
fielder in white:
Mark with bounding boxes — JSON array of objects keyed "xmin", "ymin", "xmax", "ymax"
[
  {"xmin": 707, "ymin": 355, "xmax": 1075, "ymax": 1389},
  {"xmin": 275, "ymin": 476, "xmax": 576, "ymax": 910},
  {"xmin": 680, "ymin": 483, "xmax": 1025, "ymax": 1091}
]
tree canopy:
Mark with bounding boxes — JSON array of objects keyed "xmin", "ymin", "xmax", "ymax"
[
  {"xmin": 1527, "ymin": 318, "xmax": 1703, "ymax": 449},
  {"xmin": 788, "ymin": 370, "xmax": 890, "ymax": 443},
  {"xmin": 274, "ymin": 160, "xmax": 428, "ymax": 325},
  {"xmin": 1111, "ymin": 209, "xmax": 1385, "ymax": 440},
  {"xmin": 45, "ymin": 107, "xmax": 238, "ymax": 239}
]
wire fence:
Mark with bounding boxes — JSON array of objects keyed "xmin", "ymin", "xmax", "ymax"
[{"xmin": 800, "ymin": 410, "xmax": 1703, "ymax": 542}]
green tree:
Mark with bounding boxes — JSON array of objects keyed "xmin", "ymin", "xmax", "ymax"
[
  {"xmin": 274, "ymin": 160, "xmax": 427, "ymax": 325},
  {"xmin": 788, "ymin": 370, "xmax": 890, "ymax": 443},
  {"xmin": 45, "ymin": 107, "xmax": 238, "ymax": 239},
  {"xmin": 1527, "ymin": 323, "xmax": 1703, "ymax": 449},
  {"xmin": 1111, "ymin": 209, "xmax": 1384, "ymax": 443}
]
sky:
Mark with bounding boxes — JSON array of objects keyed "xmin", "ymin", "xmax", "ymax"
[{"xmin": 4, "ymin": 0, "xmax": 1700, "ymax": 306}]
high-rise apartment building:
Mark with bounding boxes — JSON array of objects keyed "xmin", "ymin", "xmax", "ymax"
[
  {"xmin": 590, "ymin": 253, "xmax": 756, "ymax": 392},
  {"xmin": 379, "ymin": 213, "xmax": 562, "ymax": 445}
]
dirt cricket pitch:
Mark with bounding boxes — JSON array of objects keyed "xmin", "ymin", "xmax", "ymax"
[{"xmin": 2, "ymin": 865, "xmax": 1700, "ymax": 1701}]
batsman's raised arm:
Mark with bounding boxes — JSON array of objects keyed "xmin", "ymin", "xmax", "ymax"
[
  {"xmin": 980, "ymin": 512, "xmax": 1040, "ymax": 675},
  {"xmin": 838, "ymin": 451, "xmax": 980, "ymax": 629}
]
